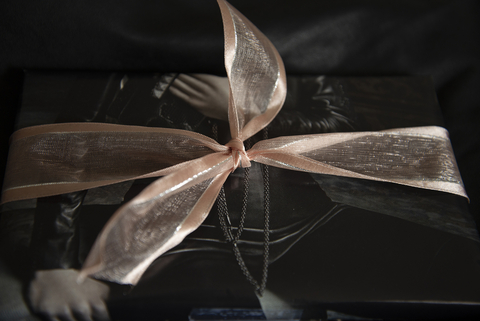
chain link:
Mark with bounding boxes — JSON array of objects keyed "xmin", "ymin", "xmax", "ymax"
[{"xmin": 213, "ymin": 122, "xmax": 270, "ymax": 296}]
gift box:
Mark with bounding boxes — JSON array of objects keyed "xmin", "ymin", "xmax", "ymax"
[
  {"xmin": 1, "ymin": 1, "xmax": 479, "ymax": 320},
  {"xmin": 1, "ymin": 71, "xmax": 480, "ymax": 320}
]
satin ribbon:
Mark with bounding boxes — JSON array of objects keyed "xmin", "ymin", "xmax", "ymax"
[{"xmin": 1, "ymin": 0, "xmax": 467, "ymax": 285}]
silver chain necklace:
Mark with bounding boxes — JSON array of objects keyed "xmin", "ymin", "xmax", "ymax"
[{"xmin": 213, "ymin": 123, "xmax": 270, "ymax": 296}]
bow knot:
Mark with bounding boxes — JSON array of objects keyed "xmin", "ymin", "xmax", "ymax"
[{"xmin": 225, "ymin": 138, "xmax": 251, "ymax": 171}]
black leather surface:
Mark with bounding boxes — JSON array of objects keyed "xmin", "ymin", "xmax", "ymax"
[
  {"xmin": 7, "ymin": 71, "xmax": 478, "ymax": 320},
  {"xmin": 1, "ymin": 0, "xmax": 479, "ymax": 220},
  {"xmin": 1, "ymin": 1, "xmax": 480, "ymax": 319}
]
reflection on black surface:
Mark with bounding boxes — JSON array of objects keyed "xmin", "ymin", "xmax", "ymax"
[{"xmin": 2, "ymin": 73, "xmax": 480, "ymax": 320}]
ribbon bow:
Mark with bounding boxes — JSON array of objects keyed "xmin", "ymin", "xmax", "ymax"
[{"xmin": 1, "ymin": 0, "xmax": 467, "ymax": 285}]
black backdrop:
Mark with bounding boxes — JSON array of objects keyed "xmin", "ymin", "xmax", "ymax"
[{"xmin": 1, "ymin": 0, "xmax": 479, "ymax": 220}]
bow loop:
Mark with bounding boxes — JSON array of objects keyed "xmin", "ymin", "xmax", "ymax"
[{"xmin": 217, "ymin": 0, "xmax": 287, "ymax": 141}]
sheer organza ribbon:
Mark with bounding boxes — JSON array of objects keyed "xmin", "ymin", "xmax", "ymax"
[{"xmin": 1, "ymin": 0, "xmax": 467, "ymax": 285}]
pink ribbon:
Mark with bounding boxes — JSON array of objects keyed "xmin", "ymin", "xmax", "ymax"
[{"xmin": 1, "ymin": 0, "xmax": 467, "ymax": 285}]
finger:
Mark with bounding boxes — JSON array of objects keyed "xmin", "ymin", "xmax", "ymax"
[
  {"xmin": 176, "ymin": 74, "xmax": 210, "ymax": 93},
  {"xmin": 169, "ymin": 85, "xmax": 194, "ymax": 104},
  {"xmin": 170, "ymin": 77, "xmax": 203, "ymax": 99},
  {"xmin": 190, "ymin": 73, "xmax": 225, "ymax": 90},
  {"xmin": 55, "ymin": 307, "xmax": 76, "ymax": 321},
  {"xmin": 72, "ymin": 304, "xmax": 94, "ymax": 321},
  {"xmin": 91, "ymin": 301, "xmax": 111, "ymax": 321},
  {"xmin": 35, "ymin": 305, "xmax": 73, "ymax": 321}
]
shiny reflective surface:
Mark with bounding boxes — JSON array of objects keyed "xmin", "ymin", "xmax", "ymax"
[{"xmin": 0, "ymin": 0, "xmax": 468, "ymax": 286}]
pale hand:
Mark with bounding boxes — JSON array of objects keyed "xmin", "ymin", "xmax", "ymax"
[
  {"xmin": 29, "ymin": 269, "xmax": 110, "ymax": 321},
  {"xmin": 169, "ymin": 73, "xmax": 230, "ymax": 121}
]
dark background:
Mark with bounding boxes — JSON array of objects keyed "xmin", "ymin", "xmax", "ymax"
[{"xmin": 1, "ymin": 0, "xmax": 479, "ymax": 221}]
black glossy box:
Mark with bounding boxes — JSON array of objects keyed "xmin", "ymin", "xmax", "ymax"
[{"xmin": 1, "ymin": 72, "xmax": 480, "ymax": 320}]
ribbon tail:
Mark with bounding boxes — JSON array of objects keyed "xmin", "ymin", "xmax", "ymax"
[
  {"xmin": 249, "ymin": 127, "xmax": 468, "ymax": 199},
  {"xmin": 2, "ymin": 123, "xmax": 227, "ymax": 204},
  {"xmin": 80, "ymin": 153, "xmax": 232, "ymax": 284}
]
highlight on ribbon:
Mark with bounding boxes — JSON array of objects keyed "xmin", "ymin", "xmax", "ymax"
[{"xmin": 0, "ymin": 0, "xmax": 468, "ymax": 289}]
